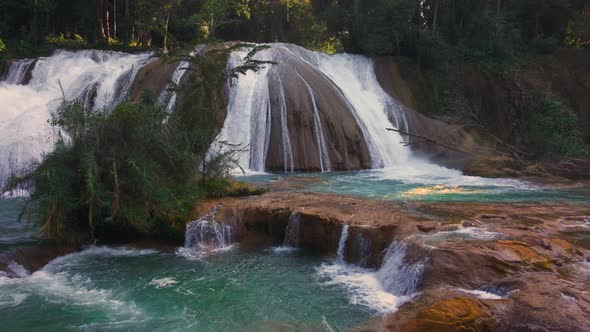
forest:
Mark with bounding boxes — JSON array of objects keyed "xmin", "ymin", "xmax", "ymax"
[{"xmin": 1, "ymin": 0, "xmax": 589, "ymax": 65}]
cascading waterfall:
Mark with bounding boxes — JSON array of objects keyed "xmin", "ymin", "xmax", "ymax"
[
  {"xmin": 294, "ymin": 71, "xmax": 331, "ymax": 172},
  {"xmin": 318, "ymin": 237, "xmax": 424, "ymax": 313},
  {"xmin": 0, "ymin": 50, "xmax": 154, "ymax": 182},
  {"xmin": 353, "ymin": 234, "xmax": 372, "ymax": 267},
  {"xmin": 276, "ymin": 75, "xmax": 295, "ymax": 173},
  {"xmin": 376, "ymin": 241, "xmax": 424, "ymax": 296},
  {"xmin": 312, "ymin": 53, "xmax": 410, "ymax": 168},
  {"xmin": 210, "ymin": 49, "xmax": 273, "ymax": 172},
  {"xmin": 211, "ymin": 43, "xmax": 412, "ymax": 173},
  {"xmin": 336, "ymin": 225, "xmax": 349, "ymax": 263},
  {"xmin": 158, "ymin": 45, "xmax": 206, "ymax": 113},
  {"xmin": 184, "ymin": 208, "xmax": 233, "ymax": 251},
  {"xmin": 283, "ymin": 213, "xmax": 302, "ymax": 247},
  {"xmin": 3, "ymin": 59, "xmax": 36, "ymax": 85}
]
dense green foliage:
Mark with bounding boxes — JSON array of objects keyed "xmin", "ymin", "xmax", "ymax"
[
  {"xmin": 528, "ymin": 98, "xmax": 588, "ymax": 157},
  {"xmin": 1, "ymin": 0, "xmax": 589, "ymax": 59},
  {"xmin": 2, "ymin": 46, "xmax": 271, "ymax": 242}
]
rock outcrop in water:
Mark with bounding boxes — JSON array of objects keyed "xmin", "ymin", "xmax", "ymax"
[{"xmin": 193, "ymin": 191, "xmax": 590, "ymax": 330}]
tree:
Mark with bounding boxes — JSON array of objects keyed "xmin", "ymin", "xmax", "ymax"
[{"xmin": 565, "ymin": 5, "xmax": 590, "ymax": 47}]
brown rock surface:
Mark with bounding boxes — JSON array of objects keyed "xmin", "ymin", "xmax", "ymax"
[
  {"xmin": 193, "ymin": 191, "xmax": 590, "ymax": 330},
  {"xmin": 128, "ymin": 57, "xmax": 179, "ymax": 102}
]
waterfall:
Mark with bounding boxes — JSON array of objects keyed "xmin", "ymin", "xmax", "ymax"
[
  {"xmin": 211, "ymin": 43, "xmax": 412, "ymax": 173},
  {"xmin": 376, "ymin": 241, "xmax": 424, "ymax": 296},
  {"xmin": 210, "ymin": 49, "xmax": 274, "ymax": 172},
  {"xmin": 353, "ymin": 234, "xmax": 372, "ymax": 267},
  {"xmin": 3, "ymin": 59, "xmax": 36, "ymax": 85},
  {"xmin": 184, "ymin": 208, "xmax": 233, "ymax": 251},
  {"xmin": 283, "ymin": 213, "xmax": 301, "ymax": 247},
  {"xmin": 158, "ymin": 45, "xmax": 206, "ymax": 113},
  {"xmin": 313, "ymin": 53, "xmax": 410, "ymax": 168},
  {"xmin": 336, "ymin": 225, "xmax": 349, "ymax": 263},
  {"xmin": 0, "ymin": 50, "xmax": 154, "ymax": 182},
  {"xmin": 294, "ymin": 71, "xmax": 331, "ymax": 172},
  {"xmin": 276, "ymin": 75, "xmax": 295, "ymax": 173}
]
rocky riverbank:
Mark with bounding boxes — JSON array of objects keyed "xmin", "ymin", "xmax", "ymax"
[{"xmin": 194, "ymin": 191, "xmax": 590, "ymax": 331}]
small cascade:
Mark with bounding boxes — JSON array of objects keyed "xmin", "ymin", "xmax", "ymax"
[
  {"xmin": 336, "ymin": 225, "xmax": 349, "ymax": 263},
  {"xmin": 353, "ymin": 234, "xmax": 372, "ymax": 267},
  {"xmin": 158, "ymin": 45, "xmax": 206, "ymax": 113},
  {"xmin": 295, "ymin": 71, "xmax": 331, "ymax": 172},
  {"xmin": 0, "ymin": 50, "xmax": 154, "ymax": 183},
  {"xmin": 283, "ymin": 213, "xmax": 302, "ymax": 247},
  {"xmin": 3, "ymin": 59, "xmax": 36, "ymax": 85},
  {"xmin": 376, "ymin": 241, "xmax": 424, "ymax": 296},
  {"xmin": 276, "ymin": 75, "xmax": 295, "ymax": 173},
  {"xmin": 184, "ymin": 208, "xmax": 233, "ymax": 251}
]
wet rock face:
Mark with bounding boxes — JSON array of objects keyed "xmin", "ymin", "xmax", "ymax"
[
  {"xmin": 373, "ymin": 57, "xmax": 484, "ymax": 170},
  {"xmin": 263, "ymin": 46, "xmax": 371, "ymax": 172},
  {"xmin": 129, "ymin": 58, "xmax": 179, "ymax": 102},
  {"xmin": 385, "ymin": 296, "xmax": 496, "ymax": 332},
  {"xmin": 194, "ymin": 192, "xmax": 590, "ymax": 330}
]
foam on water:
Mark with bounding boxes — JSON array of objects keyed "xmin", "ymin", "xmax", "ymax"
[
  {"xmin": 0, "ymin": 50, "xmax": 154, "ymax": 182},
  {"xmin": 433, "ymin": 226, "xmax": 501, "ymax": 241},
  {"xmin": 317, "ymin": 263, "xmax": 408, "ymax": 313},
  {"xmin": 0, "ymin": 249, "xmax": 147, "ymax": 318},
  {"xmin": 455, "ymin": 288, "xmax": 504, "ymax": 300},
  {"xmin": 376, "ymin": 242, "xmax": 425, "ymax": 296},
  {"xmin": 148, "ymin": 277, "xmax": 178, "ymax": 288},
  {"xmin": 45, "ymin": 246, "xmax": 158, "ymax": 269},
  {"xmin": 318, "ymin": 234, "xmax": 422, "ymax": 313}
]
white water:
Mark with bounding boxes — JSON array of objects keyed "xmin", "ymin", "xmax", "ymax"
[
  {"xmin": 336, "ymin": 225, "xmax": 349, "ymax": 263},
  {"xmin": 0, "ymin": 246, "xmax": 151, "ymax": 315},
  {"xmin": 283, "ymin": 213, "xmax": 302, "ymax": 247},
  {"xmin": 210, "ymin": 49, "xmax": 274, "ymax": 172},
  {"xmin": 294, "ymin": 71, "xmax": 331, "ymax": 172},
  {"xmin": 3, "ymin": 59, "xmax": 35, "ymax": 85},
  {"xmin": 158, "ymin": 45, "xmax": 206, "ymax": 113},
  {"xmin": 183, "ymin": 207, "xmax": 234, "ymax": 257},
  {"xmin": 0, "ymin": 50, "xmax": 154, "ymax": 180},
  {"xmin": 313, "ymin": 53, "xmax": 409, "ymax": 168},
  {"xmin": 319, "ymin": 231, "xmax": 423, "ymax": 313},
  {"xmin": 211, "ymin": 43, "xmax": 413, "ymax": 173},
  {"xmin": 376, "ymin": 242, "xmax": 424, "ymax": 296}
]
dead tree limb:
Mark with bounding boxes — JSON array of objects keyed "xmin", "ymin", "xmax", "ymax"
[{"xmin": 386, "ymin": 128, "xmax": 476, "ymax": 156}]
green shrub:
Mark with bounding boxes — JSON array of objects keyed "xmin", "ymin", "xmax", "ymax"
[
  {"xmin": 45, "ymin": 33, "xmax": 87, "ymax": 49},
  {"xmin": 413, "ymin": 30, "xmax": 452, "ymax": 69},
  {"xmin": 529, "ymin": 99, "xmax": 588, "ymax": 157},
  {"xmin": 3, "ymin": 45, "xmax": 273, "ymax": 243},
  {"xmin": 530, "ymin": 36, "xmax": 561, "ymax": 54}
]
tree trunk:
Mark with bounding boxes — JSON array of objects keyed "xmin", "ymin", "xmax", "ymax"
[
  {"xmin": 163, "ymin": 9, "xmax": 171, "ymax": 51},
  {"xmin": 432, "ymin": 0, "xmax": 439, "ymax": 32},
  {"xmin": 113, "ymin": 0, "xmax": 117, "ymax": 39},
  {"xmin": 98, "ymin": 0, "xmax": 110, "ymax": 41}
]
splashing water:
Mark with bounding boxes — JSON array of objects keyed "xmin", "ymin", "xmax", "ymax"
[
  {"xmin": 184, "ymin": 208, "xmax": 234, "ymax": 252},
  {"xmin": 3, "ymin": 59, "xmax": 36, "ymax": 85},
  {"xmin": 0, "ymin": 50, "xmax": 154, "ymax": 182},
  {"xmin": 318, "ymin": 239, "xmax": 424, "ymax": 313},
  {"xmin": 283, "ymin": 213, "xmax": 302, "ymax": 247},
  {"xmin": 376, "ymin": 242, "xmax": 425, "ymax": 296},
  {"xmin": 336, "ymin": 225, "xmax": 349, "ymax": 263}
]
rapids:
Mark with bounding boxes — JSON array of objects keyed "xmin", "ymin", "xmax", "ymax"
[{"xmin": 0, "ymin": 50, "xmax": 154, "ymax": 181}]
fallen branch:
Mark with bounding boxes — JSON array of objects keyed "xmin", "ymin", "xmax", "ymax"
[{"xmin": 386, "ymin": 128, "xmax": 476, "ymax": 156}]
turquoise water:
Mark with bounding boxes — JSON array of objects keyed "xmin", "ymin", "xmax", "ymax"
[
  {"xmin": 0, "ymin": 199, "xmax": 381, "ymax": 331},
  {"xmin": 0, "ymin": 199, "xmax": 38, "ymax": 249},
  {"xmin": 240, "ymin": 168, "xmax": 590, "ymax": 203}
]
